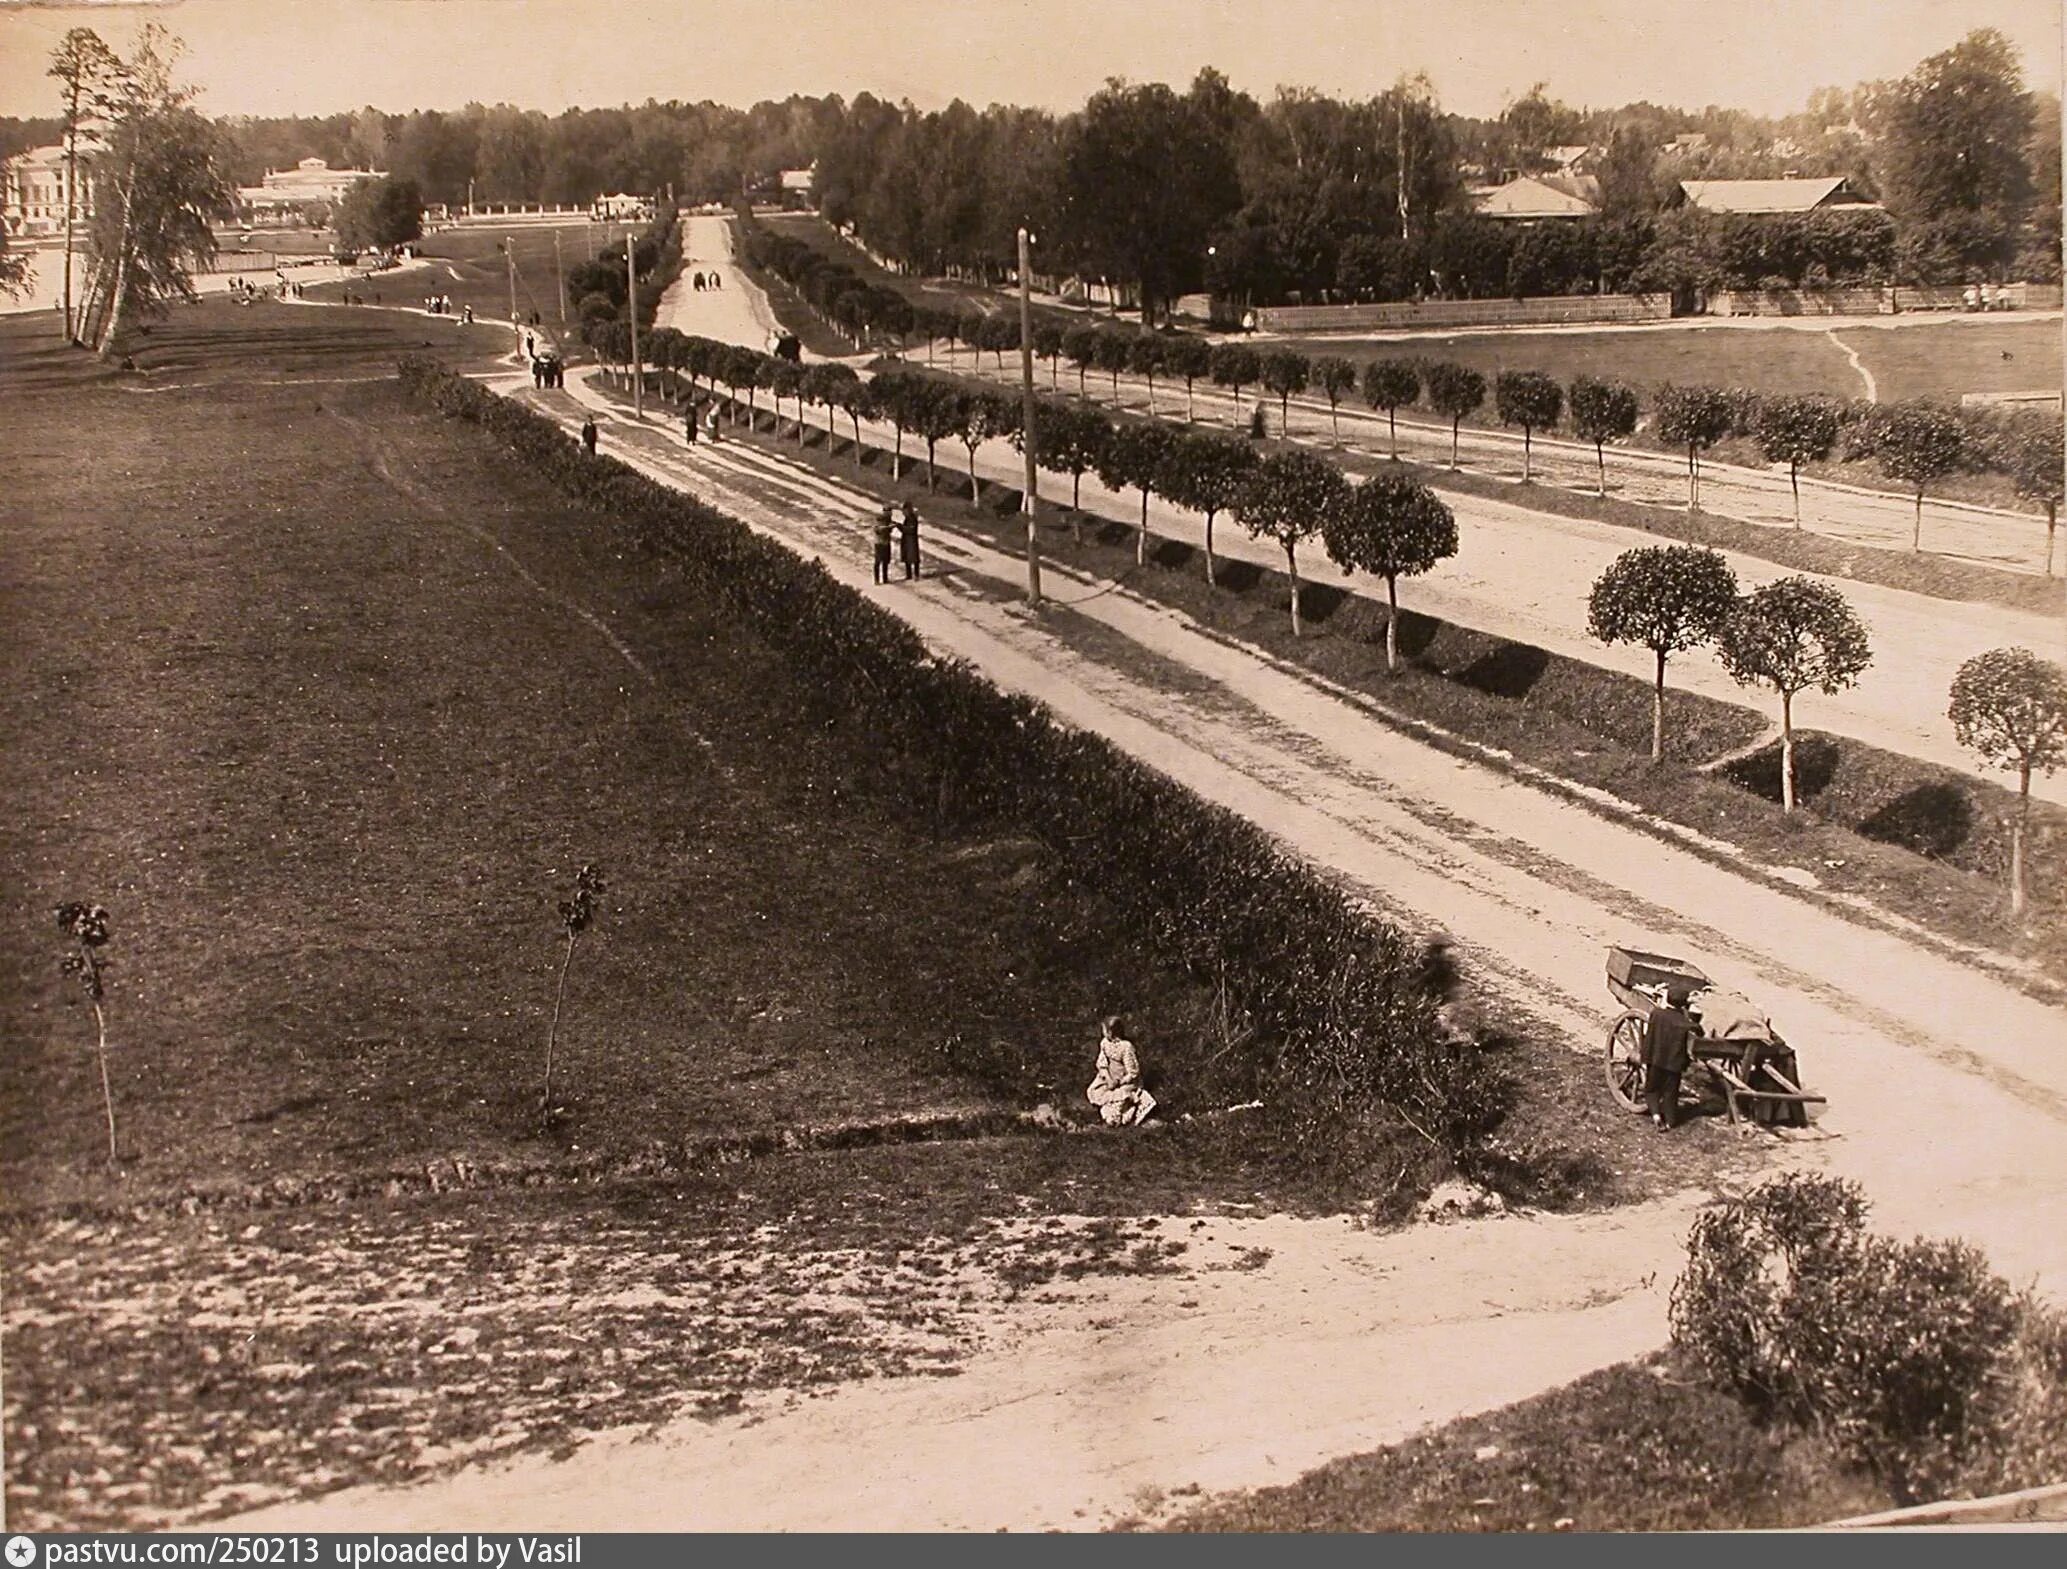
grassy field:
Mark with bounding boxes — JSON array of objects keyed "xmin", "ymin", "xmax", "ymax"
[
  {"xmin": 300, "ymin": 220, "xmax": 605, "ymax": 349},
  {"xmin": 1303, "ymin": 315, "xmax": 2061, "ymax": 404},
  {"xmin": 0, "ymin": 303, "xmax": 1271, "ymax": 1212}
]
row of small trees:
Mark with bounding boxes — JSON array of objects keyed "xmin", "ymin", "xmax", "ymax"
[
  {"xmin": 1589, "ymin": 542, "xmax": 2062, "ymax": 911},
  {"xmin": 737, "ymin": 237, "xmax": 2064, "ymax": 570}
]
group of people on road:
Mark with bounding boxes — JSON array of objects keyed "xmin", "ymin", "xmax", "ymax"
[
  {"xmin": 872, "ymin": 501, "xmax": 922, "ymax": 583},
  {"xmin": 688, "ymin": 270, "xmax": 724, "ymax": 292},
  {"xmin": 523, "ymin": 332, "xmax": 565, "ymax": 388},
  {"xmin": 424, "ymin": 294, "xmax": 459, "ymax": 316},
  {"xmin": 229, "ymin": 275, "xmax": 303, "ymax": 303}
]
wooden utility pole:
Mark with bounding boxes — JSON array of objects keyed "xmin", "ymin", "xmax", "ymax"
[
  {"xmin": 1017, "ymin": 225, "xmax": 1042, "ymax": 605},
  {"xmin": 626, "ymin": 237, "xmax": 642, "ymax": 420},
  {"xmin": 554, "ymin": 231, "xmax": 567, "ymax": 323},
  {"xmin": 504, "ymin": 235, "xmax": 516, "ymax": 323}
]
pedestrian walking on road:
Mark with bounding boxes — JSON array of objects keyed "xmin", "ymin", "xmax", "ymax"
[
  {"xmin": 581, "ymin": 418, "xmax": 598, "ymax": 457},
  {"xmin": 872, "ymin": 505, "xmax": 895, "ymax": 584},
  {"xmin": 898, "ymin": 500, "xmax": 921, "ymax": 580},
  {"xmin": 1642, "ymin": 981, "xmax": 1698, "ymax": 1131},
  {"xmin": 524, "ymin": 332, "xmax": 535, "ymax": 359},
  {"xmin": 684, "ymin": 405, "xmax": 699, "ymax": 445}
]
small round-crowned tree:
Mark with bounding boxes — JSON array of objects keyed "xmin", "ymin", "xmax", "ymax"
[
  {"xmin": 1569, "ymin": 375, "xmax": 1639, "ymax": 498},
  {"xmin": 1494, "ymin": 369, "xmax": 1563, "ymax": 482},
  {"xmin": 1587, "ymin": 544, "xmax": 1740, "ymax": 761},
  {"xmin": 1949, "ymin": 647, "xmax": 2067, "ymax": 915},
  {"xmin": 1321, "ymin": 473, "xmax": 1459, "ymax": 673},
  {"xmin": 1716, "ymin": 576, "xmax": 1874, "ymax": 812},
  {"xmin": 1361, "ymin": 358, "xmax": 1422, "ymax": 461},
  {"xmin": 1754, "ymin": 395, "xmax": 1841, "ymax": 528},
  {"xmin": 1424, "ymin": 362, "xmax": 1486, "ymax": 471},
  {"xmin": 1235, "ymin": 449, "xmax": 1351, "ymax": 637},
  {"xmin": 1655, "ymin": 383, "xmax": 1735, "ymax": 512}
]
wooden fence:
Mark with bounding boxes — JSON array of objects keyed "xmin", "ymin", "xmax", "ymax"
[{"xmin": 1254, "ymin": 294, "xmax": 1674, "ymax": 333}]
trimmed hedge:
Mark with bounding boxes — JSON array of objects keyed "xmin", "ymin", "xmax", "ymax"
[{"xmin": 397, "ymin": 356, "xmax": 1512, "ymax": 1166}]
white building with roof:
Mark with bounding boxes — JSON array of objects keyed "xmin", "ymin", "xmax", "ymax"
[
  {"xmin": 235, "ymin": 157, "xmax": 385, "ymax": 226},
  {"xmin": 3, "ymin": 144, "xmax": 98, "ymax": 237}
]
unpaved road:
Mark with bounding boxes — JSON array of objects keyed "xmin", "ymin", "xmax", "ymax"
[
  {"xmin": 680, "ymin": 220, "xmax": 2067, "ymax": 804},
  {"xmin": 231, "ymin": 230, "xmax": 2067, "ymax": 1530},
  {"xmin": 935, "ymin": 307, "xmax": 2063, "ymax": 577}
]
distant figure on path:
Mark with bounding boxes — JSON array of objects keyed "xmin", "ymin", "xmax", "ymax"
[
  {"xmin": 524, "ymin": 332, "xmax": 535, "ymax": 359},
  {"xmin": 703, "ymin": 402, "xmax": 721, "ymax": 442},
  {"xmin": 710, "ymin": 271, "xmax": 721, "ymax": 290},
  {"xmin": 898, "ymin": 500, "xmax": 921, "ymax": 579},
  {"xmin": 1087, "ymin": 1015, "xmax": 1156, "ymax": 1127},
  {"xmin": 684, "ymin": 405, "xmax": 699, "ymax": 445},
  {"xmin": 1642, "ymin": 980, "xmax": 1698, "ymax": 1131},
  {"xmin": 581, "ymin": 418, "xmax": 598, "ymax": 457},
  {"xmin": 873, "ymin": 505, "xmax": 895, "ymax": 584}
]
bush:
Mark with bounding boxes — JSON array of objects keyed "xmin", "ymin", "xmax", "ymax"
[
  {"xmin": 1670, "ymin": 1173, "xmax": 2039, "ymax": 1503},
  {"xmin": 397, "ymin": 357, "xmax": 1511, "ymax": 1174}
]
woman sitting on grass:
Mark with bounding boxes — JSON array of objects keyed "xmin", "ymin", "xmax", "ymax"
[{"xmin": 1087, "ymin": 1015, "xmax": 1157, "ymax": 1127}]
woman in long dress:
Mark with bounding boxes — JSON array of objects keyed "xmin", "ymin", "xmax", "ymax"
[{"xmin": 1087, "ymin": 1015, "xmax": 1156, "ymax": 1126}]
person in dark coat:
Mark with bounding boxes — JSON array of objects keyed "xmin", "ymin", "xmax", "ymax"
[
  {"xmin": 898, "ymin": 500, "xmax": 921, "ymax": 579},
  {"xmin": 581, "ymin": 418, "xmax": 598, "ymax": 457},
  {"xmin": 872, "ymin": 505, "xmax": 895, "ymax": 584},
  {"xmin": 1643, "ymin": 980, "xmax": 1699, "ymax": 1130},
  {"xmin": 684, "ymin": 404, "xmax": 699, "ymax": 445}
]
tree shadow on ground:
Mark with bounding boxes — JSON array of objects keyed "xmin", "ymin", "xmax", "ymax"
[
  {"xmin": 1453, "ymin": 641, "xmax": 1551, "ymax": 700},
  {"xmin": 1722, "ymin": 735, "xmax": 1842, "ymax": 806},
  {"xmin": 1297, "ymin": 582, "xmax": 1351, "ymax": 626},
  {"xmin": 1858, "ymin": 783, "xmax": 1975, "ymax": 859},
  {"xmin": 1215, "ymin": 558, "xmax": 1264, "ymax": 593},
  {"xmin": 1151, "ymin": 539, "xmax": 1197, "ymax": 571}
]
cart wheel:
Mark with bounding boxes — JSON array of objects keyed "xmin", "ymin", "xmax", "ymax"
[{"xmin": 1605, "ymin": 1012, "xmax": 1647, "ymax": 1113}]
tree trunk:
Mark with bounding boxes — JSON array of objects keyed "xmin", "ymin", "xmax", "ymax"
[
  {"xmin": 850, "ymin": 412, "xmax": 863, "ymax": 466},
  {"xmin": 542, "ymin": 929, "xmax": 574, "ymax": 1118},
  {"xmin": 1137, "ymin": 489, "xmax": 1150, "ymax": 565},
  {"xmin": 1522, "ymin": 428, "xmax": 1533, "ymax": 482},
  {"xmin": 92, "ymin": 997, "xmax": 116, "ymax": 1165},
  {"xmin": 2012, "ymin": 765, "xmax": 2031, "ymax": 915},
  {"xmin": 2047, "ymin": 505, "xmax": 2057, "ymax": 576},
  {"xmin": 1790, "ymin": 464, "xmax": 1802, "ymax": 527},
  {"xmin": 1450, "ymin": 418, "xmax": 1461, "ymax": 470},
  {"xmin": 1390, "ymin": 408, "xmax": 1400, "ymax": 461},
  {"xmin": 1145, "ymin": 376, "xmax": 1155, "ymax": 417},
  {"xmin": 1185, "ymin": 379, "xmax": 1194, "ymax": 421},
  {"xmin": 926, "ymin": 441, "xmax": 938, "ymax": 490},
  {"xmin": 1385, "ymin": 575, "xmax": 1400, "ymax": 673},
  {"xmin": 1205, "ymin": 511, "xmax": 1218, "ymax": 587},
  {"xmin": 1331, "ymin": 404, "xmax": 1341, "ymax": 444},
  {"xmin": 1780, "ymin": 689, "xmax": 1796, "ymax": 813},
  {"xmin": 1596, "ymin": 442, "xmax": 1607, "ymax": 498},
  {"xmin": 96, "ymin": 156, "xmax": 142, "ymax": 361},
  {"xmin": 1912, "ymin": 487, "xmax": 1924, "ymax": 550},
  {"xmin": 1685, "ymin": 446, "xmax": 1697, "ymax": 512},
  {"xmin": 969, "ymin": 450, "xmax": 980, "ymax": 504},
  {"xmin": 1651, "ymin": 648, "xmax": 1667, "ymax": 762},
  {"xmin": 1287, "ymin": 546, "xmax": 1302, "ymax": 637}
]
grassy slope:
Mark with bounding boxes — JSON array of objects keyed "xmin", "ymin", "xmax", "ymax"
[
  {"xmin": 0, "ymin": 304, "xmax": 1239, "ymax": 1209},
  {"xmin": 1160, "ymin": 1354, "xmax": 1888, "ymax": 1532}
]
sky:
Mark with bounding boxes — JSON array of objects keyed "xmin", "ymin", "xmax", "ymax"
[{"xmin": 0, "ymin": 0, "xmax": 2060, "ymax": 123}]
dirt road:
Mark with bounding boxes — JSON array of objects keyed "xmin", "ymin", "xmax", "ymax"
[
  {"xmin": 665, "ymin": 219, "xmax": 2067, "ymax": 805},
  {"xmin": 231, "ymin": 238, "xmax": 2064, "ymax": 1531}
]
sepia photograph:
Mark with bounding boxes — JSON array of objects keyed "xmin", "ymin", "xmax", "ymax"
[{"xmin": 1, "ymin": 0, "xmax": 2063, "ymax": 1536}]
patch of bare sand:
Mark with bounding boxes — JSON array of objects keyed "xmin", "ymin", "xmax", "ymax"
[{"xmin": 225, "ymin": 1199, "xmax": 1700, "ymax": 1531}]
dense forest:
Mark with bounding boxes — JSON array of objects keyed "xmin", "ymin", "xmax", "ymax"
[{"xmin": 5, "ymin": 29, "xmax": 2059, "ymax": 309}]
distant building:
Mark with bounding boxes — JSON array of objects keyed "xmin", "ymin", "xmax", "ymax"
[
  {"xmin": 1662, "ymin": 132, "xmax": 1711, "ymax": 157},
  {"xmin": 3, "ymin": 144, "xmax": 98, "ymax": 236},
  {"xmin": 1542, "ymin": 144, "xmax": 1596, "ymax": 173},
  {"xmin": 1471, "ymin": 173, "xmax": 1601, "ymax": 221},
  {"xmin": 1674, "ymin": 177, "xmax": 1880, "ymax": 216},
  {"xmin": 779, "ymin": 166, "xmax": 815, "ymax": 197},
  {"xmin": 592, "ymin": 192, "xmax": 653, "ymax": 222},
  {"xmin": 236, "ymin": 157, "xmax": 385, "ymax": 226}
]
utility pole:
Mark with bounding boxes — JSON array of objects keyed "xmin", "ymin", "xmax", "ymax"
[
  {"xmin": 1017, "ymin": 225, "xmax": 1042, "ymax": 605},
  {"xmin": 626, "ymin": 237, "xmax": 642, "ymax": 420},
  {"xmin": 468, "ymin": 178, "xmax": 476, "ymax": 219},
  {"xmin": 504, "ymin": 235, "xmax": 517, "ymax": 323},
  {"xmin": 554, "ymin": 231, "xmax": 567, "ymax": 324}
]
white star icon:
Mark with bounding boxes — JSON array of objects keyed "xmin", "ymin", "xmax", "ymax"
[{"xmin": 6, "ymin": 1537, "xmax": 37, "ymax": 1567}]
